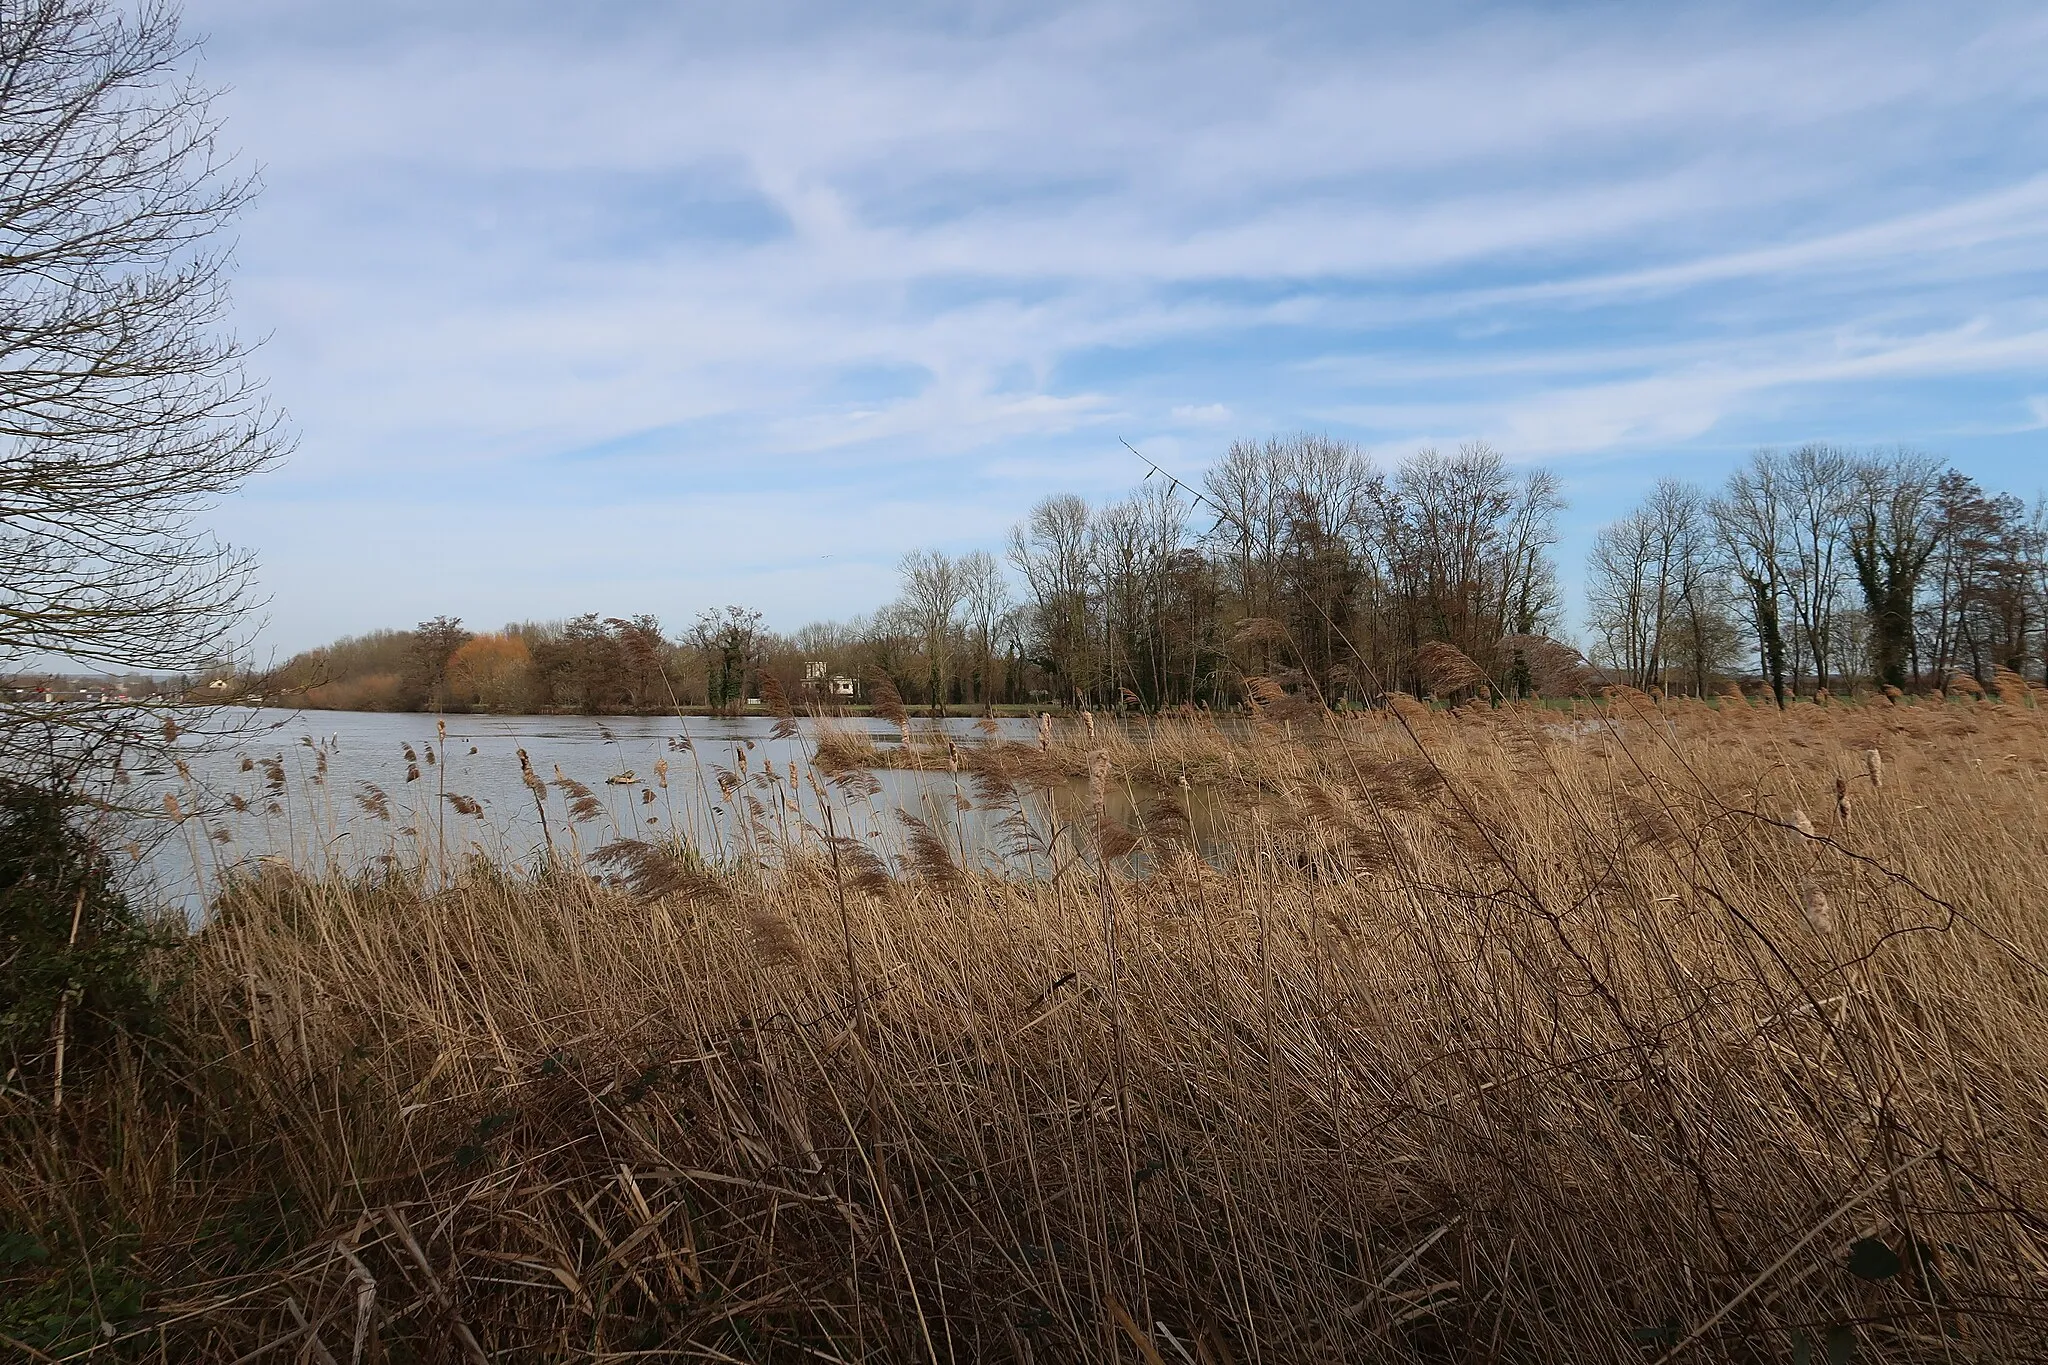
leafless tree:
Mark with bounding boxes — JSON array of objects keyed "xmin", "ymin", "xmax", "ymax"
[
  {"xmin": 1008, "ymin": 494, "xmax": 1094, "ymax": 705},
  {"xmin": 1202, "ymin": 439, "xmax": 1290, "ymax": 678},
  {"xmin": 2, "ymin": 0, "xmax": 286, "ymax": 766},
  {"xmin": 897, "ymin": 549, "xmax": 965, "ymax": 715},
  {"xmin": 2031, "ymin": 497, "xmax": 2048, "ymax": 685},
  {"xmin": 957, "ymin": 550, "xmax": 1010, "ymax": 708},
  {"xmin": 1375, "ymin": 443, "xmax": 1560, "ymax": 694},
  {"xmin": 1780, "ymin": 444, "xmax": 1857, "ymax": 693},
  {"xmin": 1711, "ymin": 454, "xmax": 1794, "ymax": 707},
  {"xmin": 688, "ymin": 607, "xmax": 763, "ymax": 712},
  {"xmin": 1587, "ymin": 480, "xmax": 1719, "ymax": 694}
]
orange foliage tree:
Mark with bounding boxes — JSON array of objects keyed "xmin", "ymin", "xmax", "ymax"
[{"xmin": 446, "ymin": 634, "xmax": 534, "ymax": 711}]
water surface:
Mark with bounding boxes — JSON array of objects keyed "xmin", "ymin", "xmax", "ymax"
[{"xmin": 142, "ymin": 709, "xmax": 1063, "ymax": 913}]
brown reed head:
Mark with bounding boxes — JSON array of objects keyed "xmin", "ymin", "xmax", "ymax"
[
  {"xmin": 1416, "ymin": 641, "xmax": 1488, "ymax": 698},
  {"xmin": 865, "ymin": 670, "xmax": 910, "ymax": 732},
  {"xmin": 23, "ymin": 693, "xmax": 2048, "ymax": 1363},
  {"xmin": 353, "ymin": 782, "xmax": 391, "ymax": 820},
  {"xmin": 761, "ymin": 672, "xmax": 799, "ymax": 740}
]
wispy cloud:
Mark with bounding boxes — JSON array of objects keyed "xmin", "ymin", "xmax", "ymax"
[{"xmin": 181, "ymin": 0, "xmax": 2048, "ymax": 648}]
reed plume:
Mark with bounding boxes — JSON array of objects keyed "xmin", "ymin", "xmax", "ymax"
[
  {"xmin": 761, "ymin": 672, "xmax": 799, "ymax": 740},
  {"xmin": 1416, "ymin": 641, "xmax": 1488, "ymax": 698},
  {"xmin": 588, "ymin": 838, "xmax": 724, "ymax": 903},
  {"xmin": 353, "ymin": 782, "xmax": 391, "ymax": 820},
  {"xmin": 866, "ymin": 670, "xmax": 910, "ymax": 734},
  {"xmin": 22, "ymin": 692, "xmax": 2048, "ymax": 1362},
  {"xmin": 899, "ymin": 812, "xmax": 963, "ymax": 888}
]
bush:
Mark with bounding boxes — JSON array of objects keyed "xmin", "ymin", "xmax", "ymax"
[{"xmin": 0, "ymin": 778, "xmax": 178, "ymax": 1078}]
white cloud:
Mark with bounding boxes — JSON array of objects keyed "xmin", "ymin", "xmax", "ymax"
[
  {"xmin": 159, "ymin": 0, "xmax": 2048, "ymax": 650},
  {"xmin": 1320, "ymin": 319, "xmax": 2048, "ymax": 459}
]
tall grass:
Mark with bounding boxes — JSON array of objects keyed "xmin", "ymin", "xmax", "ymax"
[{"xmin": 6, "ymin": 691, "xmax": 2048, "ymax": 1360}]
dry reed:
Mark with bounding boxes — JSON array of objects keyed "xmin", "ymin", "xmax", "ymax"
[{"xmin": 6, "ymin": 695, "xmax": 2048, "ymax": 1360}]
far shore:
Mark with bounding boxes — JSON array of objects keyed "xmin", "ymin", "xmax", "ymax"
[{"xmin": 198, "ymin": 698, "xmax": 1064, "ymax": 720}]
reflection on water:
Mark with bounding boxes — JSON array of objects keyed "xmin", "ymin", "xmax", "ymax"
[{"xmin": 137, "ymin": 709, "xmax": 1222, "ymax": 915}]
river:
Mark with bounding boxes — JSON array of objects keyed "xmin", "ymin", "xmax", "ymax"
[{"xmin": 136, "ymin": 708, "xmax": 1057, "ymax": 915}]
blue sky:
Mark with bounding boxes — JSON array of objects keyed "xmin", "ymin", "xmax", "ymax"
[{"xmin": 186, "ymin": 0, "xmax": 2048, "ymax": 657}]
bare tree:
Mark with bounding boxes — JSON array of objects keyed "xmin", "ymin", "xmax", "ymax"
[
  {"xmin": 1712, "ymin": 454, "xmax": 1794, "ymax": 707},
  {"xmin": 1587, "ymin": 480, "xmax": 1715, "ymax": 693},
  {"xmin": 1203, "ymin": 440, "xmax": 1289, "ymax": 680},
  {"xmin": 1494, "ymin": 464, "xmax": 1566, "ymax": 643},
  {"xmin": 404, "ymin": 616, "xmax": 472, "ymax": 711},
  {"xmin": 1780, "ymin": 444, "xmax": 1856, "ymax": 693},
  {"xmin": 1376, "ymin": 443, "xmax": 1558, "ymax": 694},
  {"xmin": 1274, "ymin": 435, "xmax": 1377, "ymax": 697},
  {"xmin": 1125, "ymin": 480, "xmax": 1204, "ymax": 707},
  {"xmin": 1, "ymin": 0, "xmax": 286, "ymax": 742},
  {"xmin": 2032, "ymin": 497, "xmax": 2048, "ymax": 685},
  {"xmin": 1586, "ymin": 508, "xmax": 1662, "ymax": 687},
  {"xmin": 1917, "ymin": 472, "xmax": 2040, "ymax": 688},
  {"xmin": 1008, "ymin": 494, "xmax": 1094, "ymax": 705},
  {"xmin": 957, "ymin": 550, "xmax": 1010, "ymax": 707},
  {"xmin": 897, "ymin": 549, "xmax": 964, "ymax": 715}
]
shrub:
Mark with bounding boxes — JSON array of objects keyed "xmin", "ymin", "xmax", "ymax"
[{"xmin": 0, "ymin": 778, "xmax": 178, "ymax": 1079}]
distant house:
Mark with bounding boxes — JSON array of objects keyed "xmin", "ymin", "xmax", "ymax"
[{"xmin": 800, "ymin": 660, "xmax": 857, "ymax": 698}]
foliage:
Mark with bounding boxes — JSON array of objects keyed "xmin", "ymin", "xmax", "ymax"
[
  {"xmin": 0, "ymin": 1219, "xmax": 151, "ymax": 1356},
  {"xmin": 689, "ymin": 606, "xmax": 764, "ymax": 712},
  {"xmin": 404, "ymin": 614, "xmax": 474, "ymax": 709},
  {"xmin": 446, "ymin": 632, "xmax": 536, "ymax": 711},
  {"xmin": 267, "ymin": 628, "xmax": 416, "ymax": 709},
  {"xmin": 1004, "ymin": 436, "xmax": 1566, "ymax": 707},
  {"xmin": 0, "ymin": 777, "xmax": 176, "ymax": 1076}
]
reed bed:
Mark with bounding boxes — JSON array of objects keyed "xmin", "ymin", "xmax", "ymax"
[{"xmin": 6, "ymin": 691, "xmax": 2048, "ymax": 1361}]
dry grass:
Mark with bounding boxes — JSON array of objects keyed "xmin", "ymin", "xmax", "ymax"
[{"xmin": 8, "ymin": 692, "xmax": 2048, "ymax": 1361}]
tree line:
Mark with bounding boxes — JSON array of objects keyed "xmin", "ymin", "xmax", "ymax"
[
  {"xmin": 263, "ymin": 435, "xmax": 2043, "ymax": 716},
  {"xmin": 858, "ymin": 435, "xmax": 1566, "ymax": 709},
  {"xmin": 1585, "ymin": 446, "xmax": 2047, "ymax": 703},
  {"xmin": 269, "ymin": 611, "xmax": 739, "ymax": 714}
]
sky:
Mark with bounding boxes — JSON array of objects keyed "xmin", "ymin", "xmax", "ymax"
[{"xmin": 179, "ymin": 0, "xmax": 2048, "ymax": 660}]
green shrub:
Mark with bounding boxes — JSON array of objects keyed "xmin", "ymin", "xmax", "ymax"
[{"xmin": 0, "ymin": 778, "xmax": 179, "ymax": 1078}]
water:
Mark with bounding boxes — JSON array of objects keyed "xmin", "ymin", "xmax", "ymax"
[{"xmin": 137, "ymin": 708, "xmax": 1059, "ymax": 914}]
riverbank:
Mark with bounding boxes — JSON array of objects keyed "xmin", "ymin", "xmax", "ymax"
[
  {"xmin": 204, "ymin": 697, "xmax": 1065, "ymax": 719},
  {"xmin": 6, "ymin": 694, "xmax": 2047, "ymax": 1359}
]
